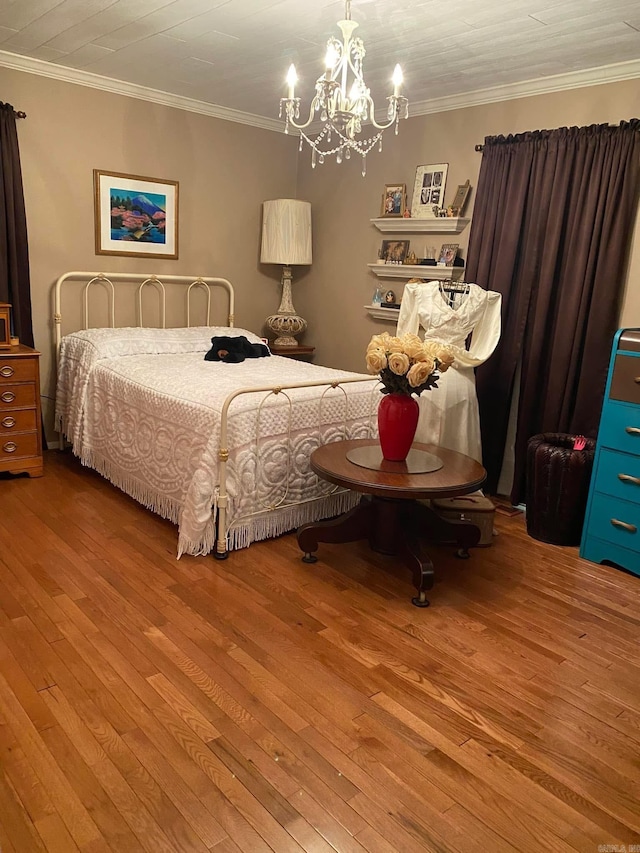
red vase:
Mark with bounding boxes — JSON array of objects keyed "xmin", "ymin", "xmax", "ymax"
[{"xmin": 377, "ymin": 393, "xmax": 419, "ymax": 461}]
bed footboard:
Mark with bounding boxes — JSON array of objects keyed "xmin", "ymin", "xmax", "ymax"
[{"xmin": 213, "ymin": 375, "xmax": 379, "ymax": 557}]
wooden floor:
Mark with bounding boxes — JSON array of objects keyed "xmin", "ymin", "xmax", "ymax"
[{"xmin": 1, "ymin": 451, "xmax": 639, "ymax": 853}]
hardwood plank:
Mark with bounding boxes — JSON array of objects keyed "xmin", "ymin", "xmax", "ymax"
[
  {"xmin": 146, "ymin": 673, "xmax": 222, "ymax": 742},
  {"xmin": 0, "ymin": 634, "xmax": 58, "ymax": 732},
  {"xmin": 0, "ymin": 721, "xmax": 57, "ymax": 826},
  {"xmin": 0, "ymin": 672, "xmax": 102, "ymax": 848},
  {"xmin": 0, "ymin": 762, "xmax": 48, "ymax": 852},
  {"xmin": 40, "ymin": 725, "xmax": 146, "ymax": 853},
  {"xmin": 121, "ymin": 727, "xmax": 228, "ymax": 848},
  {"xmin": 34, "ymin": 813, "xmax": 81, "ymax": 852}
]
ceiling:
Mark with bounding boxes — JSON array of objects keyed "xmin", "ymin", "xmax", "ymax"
[{"xmin": 1, "ymin": 0, "xmax": 639, "ymax": 127}]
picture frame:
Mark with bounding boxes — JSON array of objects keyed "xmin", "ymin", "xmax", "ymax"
[
  {"xmin": 381, "ymin": 183, "xmax": 406, "ymax": 217},
  {"xmin": 449, "ymin": 180, "xmax": 471, "ymax": 216},
  {"xmin": 438, "ymin": 243, "xmax": 459, "ymax": 266},
  {"xmin": 0, "ymin": 303, "xmax": 11, "ymax": 349},
  {"xmin": 410, "ymin": 163, "xmax": 449, "ymax": 219},
  {"xmin": 380, "ymin": 239, "xmax": 410, "ymax": 263},
  {"xmin": 94, "ymin": 170, "xmax": 179, "ymax": 258}
]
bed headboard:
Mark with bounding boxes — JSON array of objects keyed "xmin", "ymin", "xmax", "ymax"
[{"xmin": 53, "ymin": 270, "xmax": 235, "ymax": 363}]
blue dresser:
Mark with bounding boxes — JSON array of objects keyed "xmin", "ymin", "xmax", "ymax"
[{"xmin": 580, "ymin": 329, "xmax": 640, "ymax": 574}]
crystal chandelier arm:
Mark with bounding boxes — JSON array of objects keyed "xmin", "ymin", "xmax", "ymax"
[
  {"xmin": 368, "ymin": 95, "xmax": 408, "ymax": 129},
  {"xmin": 281, "ymin": 81, "xmax": 339, "ymax": 131}
]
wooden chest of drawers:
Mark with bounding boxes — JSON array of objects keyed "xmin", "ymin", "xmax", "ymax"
[
  {"xmin": 580, "ymin": 329, "xmax": 640, "ymax": 574},
  {"xmin": 0, "ymin": 344, "xmax": 43, "ymax": 478}
]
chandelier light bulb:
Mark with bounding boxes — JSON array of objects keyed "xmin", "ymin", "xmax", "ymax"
[
  {"xmin": 278, "ymin": 0, "xmax": 408, "ymax": 174},
  {"xmin": 286, "ymin": 64, "xmax": 297, "ymax": 99},
  {"xmin": 392, "ymin": 64, "xmax": 403, "ymax": 97},
  {"xmin": 324, "ymin": 44, "xmax": 338, "ymax": 71}
]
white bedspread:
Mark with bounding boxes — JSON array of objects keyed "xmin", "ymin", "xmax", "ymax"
[{"xmin": 55, "ymin": 327, "xmax": 378, "ymax": 556}]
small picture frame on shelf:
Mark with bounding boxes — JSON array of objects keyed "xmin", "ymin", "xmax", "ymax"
[
  {"xmin": 438, "ymin": 243, "xmax": 459, "ymax": 266},
  {"xmin": 381, "ymin": 184, "xmax": 406, "ymax": 217},
  {"xmin": 380, "ymin": 239, "xmax": 410, "ymax": 263},
  {"xmin": 410, "ymin": 164, "xmax": 448, "ymax": 219},
  {"xmin": 380, "ymin": 289, "xmax": 401, "ymax": 309},
  {"xmin": 449, "ymin": 180, "xmax": 471, "ymax": 216},
  {"xmin": 0, "ymin": 303, "xmax": 12, "ymax": 349}
]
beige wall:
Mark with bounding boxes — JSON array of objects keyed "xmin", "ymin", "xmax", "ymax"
[
  {"xmin": 2, "ymin": 68, "xmax": 639, "ymax": 436},
  {"xmin": 2, "ymin": 67, "xmax": 300, "ymax": 435},
  {"xmin": 296, "ymin": 78, "xmax": 640, "ymax": 374}
]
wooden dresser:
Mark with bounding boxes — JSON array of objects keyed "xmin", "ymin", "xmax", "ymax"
[
  {"xmin": 580, "ymin": 328, "xmax": 640, "ymax": 575},
  {"xmin": 0, "ymin": 344, "xmax": 43, "ymax": 477}
]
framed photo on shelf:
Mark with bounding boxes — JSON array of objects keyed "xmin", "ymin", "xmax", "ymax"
[
  {"xmin": 449, "ymin": 180, "xmax": 471, "ymax": 216},
  {"xmin": 381, "ymin": 183, "xmax": 406, "ymax": 217},
  {"xmin": 410, "ymin": 163, "xmax": 449, "ymax": 218},
  {"xmin": 380, "ymin": 239, "xmax": 410, "ymax": 263},
  {"xmin": 94, "ymin": 170, "xmax": 179, "ymax": 258},
  {"xmin": 438, "ymin": 243, "xmax": 459, "ymax": 266}
]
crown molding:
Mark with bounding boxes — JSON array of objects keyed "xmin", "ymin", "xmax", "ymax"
[
  {"xmin": 0, "ymin": 49, "xmax": 284, "ymax": 133},
  {"xmin": 3, "ymin": 48, "xmax": 639, "ymax": 131},
  {"xmin": 409, "ymin": 58, "xmax": 640, "ymax": 117}
]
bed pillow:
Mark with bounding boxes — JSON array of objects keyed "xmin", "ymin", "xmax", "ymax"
[{"xmin": 60, "ymin": 325, "xmax": 265, "ymax": 360}]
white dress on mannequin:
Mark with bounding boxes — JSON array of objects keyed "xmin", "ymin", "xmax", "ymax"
[{"xmin": 396, "ymin": 280, "xmax": 502, "ymax": 462}]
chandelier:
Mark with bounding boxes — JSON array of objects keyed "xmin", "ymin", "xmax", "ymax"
[{"xmin": 279, "ymin": 0, "xmax": 408, "ymax": 176}]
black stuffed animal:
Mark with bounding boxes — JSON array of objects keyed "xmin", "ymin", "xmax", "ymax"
[{"xmin": 204, "ymin": 335, "xmax": 270, "ymax": 363}]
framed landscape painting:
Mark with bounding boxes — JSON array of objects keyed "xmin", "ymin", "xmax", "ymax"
[{"xmin": 94, "ymin": 170, "xmax": 179, "ymax": 258}]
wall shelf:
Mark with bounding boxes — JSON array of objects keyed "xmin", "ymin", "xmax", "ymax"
[
  {"xmin": 370, "ymin": 217, "xmax": 470, "ymax": 234},
  {"xmin": 365, "ymin": 304, "xmax": 400, "ymax": 322},
  {"xmin": 368, "ymin": 263, "xmax": 465, "ymax": 280}
]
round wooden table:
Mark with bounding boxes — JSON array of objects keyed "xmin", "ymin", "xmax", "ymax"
[{"xmin": 297, "ymin": 439, "xmax": 487, "ymax": 606}]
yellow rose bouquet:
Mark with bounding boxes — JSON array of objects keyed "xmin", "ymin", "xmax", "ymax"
[{"xmin": 365, "ymin": 332, "xmax": 455, "ymax": 396}]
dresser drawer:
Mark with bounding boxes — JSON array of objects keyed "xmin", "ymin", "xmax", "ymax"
[
  {"xmin": 593, "ymin": 448, "xmax": 640, "ymax": 504},
  {"xmin": 597, "ymin": 400, "xmax": 640, "ymax": 454},
  {"xmin": 0, "ymin": 356, "xmax": 37, "ymax": 384},
  {"xmin": 0, "ymin": 433, "xmax": 39, "ymax": 461},
  {"xmin": 0, "ymin": 409, "xmax": 37, "ymax": 433},
  {"xmin": 609, "ymin": 354, "xmax": 640, "ymax": 405},
  {"xmin": 0, "ymin": 383, "xmax": 36, "ymax": 409},
  {"xmin": 587, "ymin": 492, "xmax": 639, "ymax": 552}
]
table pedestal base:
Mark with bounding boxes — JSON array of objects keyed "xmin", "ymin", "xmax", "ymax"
[{"xmin": 297, "ymin": 496, "xmax": 481, "ymax": 606}]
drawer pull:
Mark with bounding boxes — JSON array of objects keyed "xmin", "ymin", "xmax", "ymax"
[
  {"xmin": 625, "ymin": 426, "xmax": 640, "ymax": 435},
  {"xmin": 618, "ymin": 473, "xmax": 640, "ymax": 486},
  {"xmin": 0, "ymin": 365, "xmax": 14, "ymax": 378},
  {"xmin": 1, "ymin": 391, "xmax": 15, "ymax": 403},
  {"xmin": 635, "ymin": 377, "xmax": 640, "ymax": 384},
  {"xmin": 610, "ymin": 518, "xmax": 637, "ymax": 534},
  {"xmin": 2, "ymin": 441, "xmax": 17, "ymax": 454},
  {"xmin": 2, "ymin": 416, "xmax": 15, "ymax": 428}
]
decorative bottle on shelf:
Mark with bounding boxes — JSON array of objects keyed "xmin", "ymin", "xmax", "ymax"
[{"xmin": 372, "ymin": 285, "xmax": 384, "ymax": 305}]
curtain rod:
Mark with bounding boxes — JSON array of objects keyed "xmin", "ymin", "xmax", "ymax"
[
  {"xmin": 475, "ymin": 122, "xmax": 631, "ymax": 151},
  {"xmin": 15, "ymin": 110, "xmax": 26, "ymax": 119}
]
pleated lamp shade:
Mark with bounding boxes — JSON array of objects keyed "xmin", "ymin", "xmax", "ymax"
[{"xmin": 260, "ymin": 199, "xmax": 312, "ymax": 266}]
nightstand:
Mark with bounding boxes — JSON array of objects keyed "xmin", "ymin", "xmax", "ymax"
[
  {"xmin": 0, "ymin": 344, "xmax": 43, "ymax": 477},
  {"xmin": 270, "ymin": 344, "xmax": 315, "ymax": 360}
]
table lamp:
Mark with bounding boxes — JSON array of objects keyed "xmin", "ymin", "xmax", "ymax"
[{"xmin": 260, "ymin": 199, "xmax": 312, "ymax": 346}]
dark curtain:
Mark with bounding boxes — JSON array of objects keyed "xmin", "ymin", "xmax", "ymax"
[
  {"xmin": 466, "ymin": 121, "xmax": 640, "ymax": 502},
  {"xmin": 0, "ymin": 102, "xmax": 34, "ymax": 347}
]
